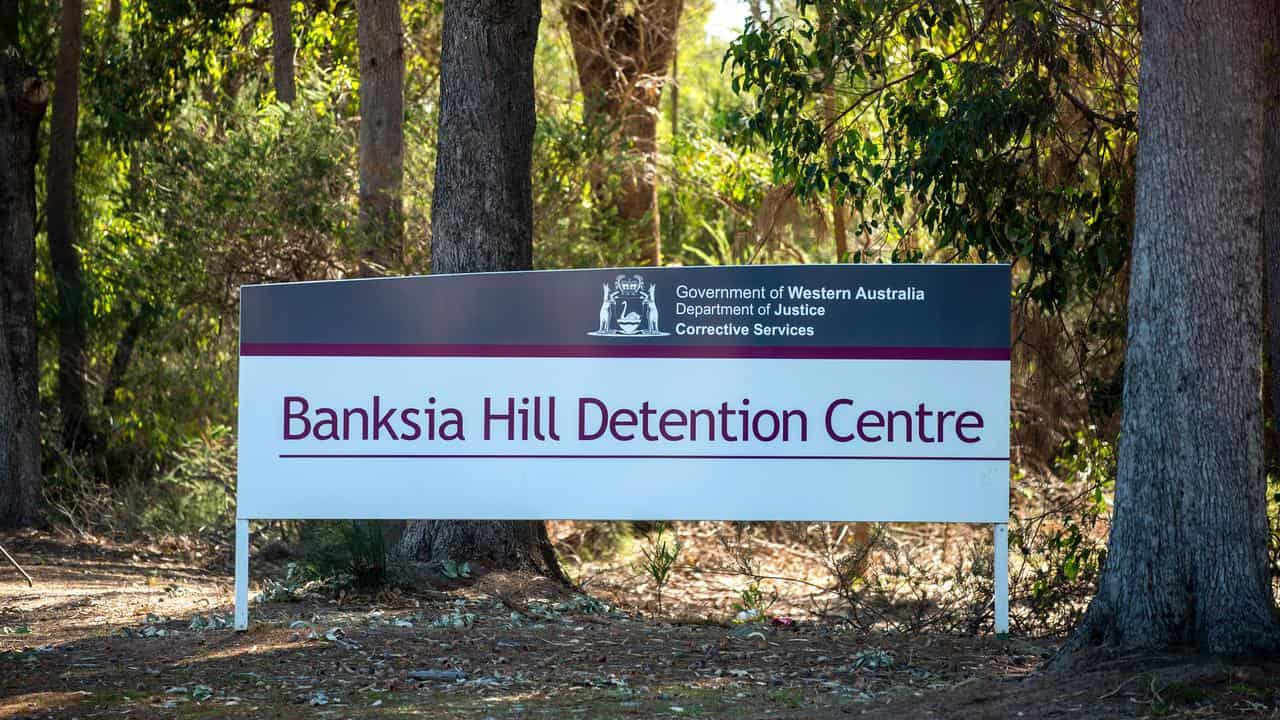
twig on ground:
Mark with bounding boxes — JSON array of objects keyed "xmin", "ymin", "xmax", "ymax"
[
  {"xmin": 0, "ymin": 543, "xmax": 34, "ymax": 587},
  {"xmin": 1098, "ymin": 673, "xmax": 1144, "ymax": 700},
  {"xmin": 496, "ymin": 592, "xmax": 534, "ymax": 618}
]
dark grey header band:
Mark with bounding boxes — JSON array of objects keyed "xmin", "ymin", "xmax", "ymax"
[{"xmin": 240, "ymin": 264, "xmax": 1010, "ymax": 350}]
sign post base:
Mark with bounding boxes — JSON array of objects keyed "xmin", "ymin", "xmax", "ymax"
[
  {"xmin": 994, "ymin": 522, "xmax": 1009, "ymax": 637},
  {"xmin": 235, "ymin": 518, "xmax": 249, "ymax": 631}
]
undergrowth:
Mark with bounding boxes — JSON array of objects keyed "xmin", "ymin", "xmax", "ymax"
[{"xmin": 38, "ymin": 420, "xmax": 1280, "ymax": 638}]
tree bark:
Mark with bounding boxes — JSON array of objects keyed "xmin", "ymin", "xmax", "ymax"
[
  {"xmin": 387, "ymin": 0, "xmax": 566, "ymax": 585},
  {"xmin": 0, "ymin": 46, "xmax": 48, "ymax": 529},
  {"xmin": 619, "ymin": 106, "xmax": 661, "ymax": 265},
  {"xmin": 47, "ymin": 0, "xmax": 92, "ymax": 453},
  {"xmin": 430, "ymin": 0, "xmax": 539, "ymax": 272},
  {"xmin": 564, "ymin": 0, "xmax": 684, "ymax": 266},
  {"xmin": 669, "ymin": 40, "xmax": 678, "ymax": 141},
  {"xmin": 270, "ymin": 0, "xmax": 296, "ymax": 103},
  {"xmin": 1264, "ymin": 0, "xmax": 1280, "ymax": 473},
  {"xmin": 356, "ymin": 0, "xmax": 404, "ymax": 274},
  {"xmin": 1060, "ymin": 0, "xmax": 1280, "ymax": 659}
]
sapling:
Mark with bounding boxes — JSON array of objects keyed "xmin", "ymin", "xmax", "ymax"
[{"xmin": 639, "ymin": 523, "xmax": 681, "ymax": 616}]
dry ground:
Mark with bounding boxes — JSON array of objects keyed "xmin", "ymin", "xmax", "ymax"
[{"xmin": 2, "ymin": 529, "xmax": 1279, "ymax": 719}]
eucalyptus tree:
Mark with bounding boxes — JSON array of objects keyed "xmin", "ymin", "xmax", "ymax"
[
  {"xmin": 0, "ymin": 10, "xmax": 47, "ymax": 528},
  {"xmin": 728, "ymin": 0, "xmax": 1280, "ymax": 656},
  {"xmin": 47, "ymin": 0, "xmax": 92, "ymax": 453},
  {"xmin": 564, "ymin": 0, "xmax": 684, "ymax": 266},
  {"xmin": 270, "ymin": 0, "xmax": 296, "ymax": 103},
  {"xmin": 388, "ymin": 0, "xmax": 567, "ymax": 583},
  {"xmin": 357, "ymin": 0, "xmax": 405, "ymax": 274},
  {"xmin": 1058, "ymin": 0, "xmax": 1280, "ymax": 657}
]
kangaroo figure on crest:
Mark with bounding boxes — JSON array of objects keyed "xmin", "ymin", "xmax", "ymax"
[
  {"xmin": 598, "ymin": 284, "xmax": 612, "ymax": 333},
  {"xmin": 645, "ymin": 285, "xmax": 659, "ymax": 333}
]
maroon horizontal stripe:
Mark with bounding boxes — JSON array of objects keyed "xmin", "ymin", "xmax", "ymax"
[
  {"xmin": 279, "ymin": 453, "xmax": 1009, "ymax": 461},
  {"xmin": 241, "ymin": 342, "xmax": 1009, "ymax": 361}
]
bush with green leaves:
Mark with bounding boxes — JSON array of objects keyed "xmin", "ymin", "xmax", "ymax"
[
  {"xmin": 732, "ymin": 581, "xmax": 778, "ymax": 623},
  {"xmin": 138, "ymin": 426, "xmax": 237, "ymax": 536},
  {"xmin": 1011, "ymin": 428, "xmax": 1115, "ymax": 633}
]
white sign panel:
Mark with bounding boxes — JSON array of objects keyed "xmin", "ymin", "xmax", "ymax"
[
  {"xmin": 233, "ymin": 264, "xmax": 1011, "ymax": 631},
  {"xmin": 238, "ymin": 356, "xmax": 1008, "ymax": 521}
]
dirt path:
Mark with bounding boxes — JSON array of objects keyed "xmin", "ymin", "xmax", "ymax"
[{"xmin": 2, "ymin": 532, "xmax": 1277, "ymax": 719}]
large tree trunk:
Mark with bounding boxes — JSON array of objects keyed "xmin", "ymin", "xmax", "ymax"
[
  {"xmin": 386, "ymin": 0, "xmax": 565, "ymax": 585},
  {"xmin": 430, "ymin": 0, "xmax": 538, "ymax": 272},
  {"xmin": 47, "ymin": 0, "xmax": 92, "ymax": 453},
  {"xmin": 564, "ymin": 0, "xmax": 684, "ymax": 266},
  {"xmin": 356, "ymin": 0, "xmax": 404, "ymax": 274},
  {"xmin": 270, "ymin": 0, "xmax": 296, "ymax": 103},
  {"xmin": 0, "ymin": 43, "xmax": 48, "ymax": 529},
  {"xmin": 1060, "ymin": 0, "xmax": 1280, "ymax": 659}
]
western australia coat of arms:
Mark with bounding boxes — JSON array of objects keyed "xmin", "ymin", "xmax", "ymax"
[{"xmin": 589, "ymin": 274, "xmax": 669, "ymax": 337}]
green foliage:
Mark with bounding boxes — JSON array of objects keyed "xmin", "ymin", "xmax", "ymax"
[
  {"xmin": 138, "ymin": 83, "xmax": 358, "ymax": 290},
  {"xmin": 731, "ymin": 581, "xmax": 778, "ymax": 623},
  {"xmin": 724, "ymin": 0, "xmax": 1137, "ymax": 310},
  {"xmin": 138, "ymin": 425, "xmax": 236, "ymax": 536},
  {"xmin": 82, "ymin": 0, "xmax": 235, "ymax": 145},
  {"xmin": 1013, "ymin": 428, "xmax": 1115, "ymax": 630},
  {"xmin": 532, "ymin": 113, "xmax": 647, "ymax": 268},
  {"xmin": 533, "ymin": 9, "xmax": 794, "ymax": 270}
]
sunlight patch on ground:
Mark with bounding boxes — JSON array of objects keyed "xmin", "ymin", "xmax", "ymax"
[
  {"xmin": 190, "ymin": 635, "xmax": 311, "ymax": 663},
  {"xmin": 0, "ymin": 691, "xmax": 91, "ymax": 718}
]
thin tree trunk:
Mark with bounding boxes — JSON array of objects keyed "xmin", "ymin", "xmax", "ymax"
[
  {"xmin": 621, "ymin": 108, "xmax": 662, "ymax": 266},
  {"xmin": 106, "ymin": 0, "xmax": 121, "ymax": 33},
  {"xmin": 388, "ymin": 0, "xmax": 565, "ymax": 585},
  {"xmin": 668, "ymin": 38, "xmax": 680, "ymax": 250},
  {"xmin": 819, "ymin": 2, "xmax": 847, "ymax": 262},
  {"xmin": 102, "ymin": 306, "xmax": 148, "ymax": 408},
  {"xmin": 0, "ymin": 44, "xmax": 48, "ymax": 529},
  {"xmin": 356, "ymin": 0, "xmax": 404, "ymax": 274},
  {"xmin": 270, "ymin": 0, "xmax": 296, "ymax": 103},
  {"xmin": 669, "ymin": 40, "xmax": 678, "ymax": 141},
  {"xmin": 830, "ymin": 190, "xmax": 847, "ymax": 260},
  {"xmin": 1059, "ymin": 0, "xmax": 1280, "ymax": 659},
  {"xmin": 46, "ymin": 0, "xmax": 92, "ymax": 454}
]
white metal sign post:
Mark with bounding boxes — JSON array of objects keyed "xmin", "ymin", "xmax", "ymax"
[{"xmin": 235, "ymin": 264, "xmax": 1011, "ymax": 633}]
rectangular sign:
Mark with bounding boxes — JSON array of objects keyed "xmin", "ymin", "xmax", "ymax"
[{"xmin": 236, "ymin": 264, "xmax": 1010, "ymax": 522}]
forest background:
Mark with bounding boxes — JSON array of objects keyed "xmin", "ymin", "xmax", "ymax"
[{"xmin": 3, "ymin": 0, "xmax": 1271, "ymax": 640}]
